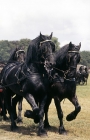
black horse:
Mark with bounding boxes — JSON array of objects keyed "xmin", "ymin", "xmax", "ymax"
[
  {"xmin": 7, "ymin": 47, "xmax": 25, "ymax": 63},
  {"xmin": 0, "ymin": 47, "xmax": 25, "ymax": 120},
  {"xmin": 76, "ymin": 66, "xmax": 85, "ymax": 85},
  {"xmin": 8, "ymin": 47, "xmax": 26, "ymax": 123},
  {"xmin": 44, "ymin": 42, "xmax": 81, "ymax": 134},
  {"xmin": 76, "ymin": 66, "xmax": 89, "ymax": 85},
  {"xmin": 7, "ymin": 47, "xmax": 26, "ymax": 123},
  {"xmin": 84, "ymin": 66, "xmax": 89, "ymax": 84},
  {"xmin": 1, "ymin": 33, "xmax": 55, "ymax": 136}
]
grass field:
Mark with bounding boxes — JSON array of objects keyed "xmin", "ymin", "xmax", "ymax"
[{"xmin": 0, "ymin": 76, "xmax": 90, "ymax": 140}]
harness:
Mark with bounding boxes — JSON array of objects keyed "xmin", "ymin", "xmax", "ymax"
[
  {"xmin": 15, "ymin": 50, "xmax": 25, "ymax": 58},
  {"xmin": 50, "ymin": 50, "xmax": 80, "ymax": 83},
  {"xmin": 0, "ymin": 63, "xmax": 27, "ymax": 91},
  {"xmin": 33, "ymin": 40, "xmax": 55, "ymax": 65},
  {"xmin": 0, "ymin": 49, "xmax": 26, "ymax": 91},
  {"xmin": 39, "ymin": 40, "xmax": 53, "ymax": 46}
]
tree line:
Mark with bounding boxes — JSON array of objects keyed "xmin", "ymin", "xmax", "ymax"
[{"xmin": 0, "ymin": 38, "xmax": 90, "ymax": 68}]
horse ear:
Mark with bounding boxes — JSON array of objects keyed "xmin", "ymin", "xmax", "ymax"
[
  {"xmin": 69, "ymin": 42, "xmax": 72, "ymax": 45},
  {"xmin": 69, "ymin": 42, "xmax": 72, "ymax": 48},
  {"xmin": 40, "ymin": 32, "xmax": 44, "ymax": 41},
  {"xmin": 40, "ymin": 32, "xmax": 42, "ymax": 37},
  {"xmin": 49, "ymin": 32, "xmax": 53, "ymax": 39}
]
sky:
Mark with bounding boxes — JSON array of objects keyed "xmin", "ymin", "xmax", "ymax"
[{"xmin": 0, "ymin": 0, "xmax": 90, "ymax": 51}]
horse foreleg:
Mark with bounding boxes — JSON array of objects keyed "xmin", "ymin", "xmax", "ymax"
[
  {"xmin": 0, "ymin": 92, "xmax": 8, "ymax": 120},
  {"xmin": 25, "ymin": 93, "xmax": 47, "ymax": 136},
  {"xmin": 16, "ymin": 97, "xmax": 23, "ymax": 123},
  {"xmin": 38, "ymin": 96, "xmax": 47, "ymax": 136},
  {"xmin": 66, "ymin": 95, "xmax": 81, "ymax": 121},
  {"xmin": 12, "ymin": 95, "xmax": 22, "ymax": 121},
  {"xmin": 24, "ymin": 93, "xmax": 40, "ymax": 123},
  {"xmin": 5, "ymin": 91, "xmax": 18, "ymax": 131},
  {"xmin": 54, "ymin": 97, "xmax": 67, "ymax": 135},
  {"xmin": 1, "ymin": 99, "xmax": 8, "ymax": 120},
  {"xmin": 44, "ymin": 97, "xmax": 52, "ymax": 128}
]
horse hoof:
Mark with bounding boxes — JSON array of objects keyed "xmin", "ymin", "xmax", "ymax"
[
  {"xmin": 15, "ymin": 118, "xmax": 23, "ymax": 124},
  {"xmin": 34, "ymin": 117, "xmax": 40, "ymax": 124},
  {"xmin": 11, "ymin": 125, "xmax": 18, "ymax": 131},
  {"xmin": 44, "ymin": 121, "xmax": 51, "ymax": 129},
  {"xmin": 24, "ymin": 110, "xmax": 33, "ymax": 119},
  {"xmin": 3, "ymin": 116, "xmax": 9, "ymax": 121},
  {"xmin": 37, "ymin": 129, "xmax": 47, "ymax": 137},
  {"xmin": 59, "ymin": 126, "xmax": 67, "ymax": 135},
  {"xmin": 66, "ymin": 113, "xmax": 76, "ymax": 121}
]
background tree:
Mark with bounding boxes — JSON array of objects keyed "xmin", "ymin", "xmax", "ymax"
[
  {"xmin": 51, "ymin": 37, "xmax": 60, "ymax": 50},
  {"xmin": 80, "ymin": 51, "xmax": 90, "ymax": 68},
  {"xmin": 0, "ymin": 39, "xmax": 90, "ymax": 69},
  {"xmin": 0, "ymin": 39, "xmax": 31, "ymax": 62}
]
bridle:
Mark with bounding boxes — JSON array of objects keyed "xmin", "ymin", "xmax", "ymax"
[
  {"xmin": 34, "ymin": 40, "xmax": 55, "ymax": 65},
  {"xmin": 67, "ymin": 50, "xmax": 80, "ymax": 69},
  {"xmin": 39, "ymin": 39, "xmax": 53, "ymax": 47},
  {"xmin": 40, "ymin": 39, "xmax": 55, "ymax": 59},
  {"xmin": 52, "ymin": 50, "xmax": 80, "ymax": 81},
  {"xmin": 15, "ymin": 50, "xmax": 25, "ymax": 58}
]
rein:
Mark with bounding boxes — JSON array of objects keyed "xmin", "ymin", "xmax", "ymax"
[
  {"xmin": 53, "ymin": 67, "xmax": 70, "ymax": 79},
  {"xmin": 51, "ymin": 50, "xmax": 80, "ymax": 82}
]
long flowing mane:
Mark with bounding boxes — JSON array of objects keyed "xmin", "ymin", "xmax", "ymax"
[
  {"xmin": 26, "ymin": 36, "xmax": 40, "ymax": 65},
  {"xmin": 26, "ymin": 33, "xmax": 53, "ymax": 65},
  {"xmin": 55, "ymin": 44, "xmax": 69, "ymax": 67}
]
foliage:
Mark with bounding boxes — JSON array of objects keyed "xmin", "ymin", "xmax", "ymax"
[
  {"xmin": 0, "ymin": 40, "xmax": 11, "ymax": 62},
  {"xmin": 0, "ymin": 39, "xmax": 31, "ymax": 62},
  {"xmin": 51, "ymin": 37, "xmax": 60, "ymax": 50},
  {"xmin": 0, "ymin": 39, "xmax": 90, "ymax": 69},
  {"xmin": 0, "ymin": 37, "xmax": 60, "ymax": 62},
  {"xmin": 80, "ymin": 51, "xmax": 90, "ymax": 68}
]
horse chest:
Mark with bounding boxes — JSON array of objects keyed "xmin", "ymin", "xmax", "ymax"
[{"xmin": 51, "ymin": 81, "xmax": 75, "ymax": 99}]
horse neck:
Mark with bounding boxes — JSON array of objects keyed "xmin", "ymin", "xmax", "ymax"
[
  {"xmin": 55, "ymin": 45, "xmax": 69, "ymax": 71},
  {"xmin": 26, "ymin": 36, "xmax": 40, "ymax": 65},
  {"xmin": 25, "ymin": 59, "xmax": 46, "ymax": 75},
  {"xmin": 55, "ymin": 55, "xmax": 67, "ymax": 71},
  {"xmin": 7, "ymin": 49, "xmax": 18, "ymax": 63}
]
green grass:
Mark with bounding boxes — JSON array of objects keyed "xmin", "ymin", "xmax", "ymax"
[{"xmin": 0, "ymin": 75, "xmax": 90, "ymax": 140}]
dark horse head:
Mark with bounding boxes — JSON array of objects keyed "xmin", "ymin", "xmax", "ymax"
[
  {"xmin": 26, "ymin": 32, "xmax": 55, "ymax": 73},
  {"xmin": 7, "ymin": 47, "xmax": 25, "ymax": 63},
  {"xmin": 55, "ymin": 42, "xmax": 81, "ymax": 79}
]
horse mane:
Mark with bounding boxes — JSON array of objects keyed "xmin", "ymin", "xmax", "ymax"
[
  {"xmin": 26, "ymin": 36, "xmax": 40, "ymax": 65},
  {"xmin": 55, "ymin": 44, "xmax": 69, "ymax": 67},
  {"xmin": 26, "ymin": 33, "xmax": 53, "ymax": 65},
  {"xmin": 7, "ymin": 48, "xmax": 18, "ymax": 63}
]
